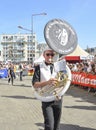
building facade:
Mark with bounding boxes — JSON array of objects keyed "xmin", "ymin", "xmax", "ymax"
[{"xmin": 0, "ymin": 33, "xmax": 38, "ymax": 63}]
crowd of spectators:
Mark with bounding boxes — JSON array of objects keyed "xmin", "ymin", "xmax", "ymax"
[
  {"xmin": 0, "ymin": 57, "xmax": 96, "ymax": 77},
  {"xmin": 0, "ymin": 62, "xmax": 34, "ymax": 78},
  {"xmin": 67, "ymin": 57, "xmax": 96, "ymax": 94},
  {"xmin": 0, "ymin": 57, "xmax": 96, "ymax": 93},
  {"xmin": 67, "ymin": 60, "xmax": 96, "ymax": 75}
]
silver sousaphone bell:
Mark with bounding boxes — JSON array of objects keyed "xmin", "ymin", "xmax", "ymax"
[{"xmin": 34, "ymin": 19, "xmax": 78, "ymax": 102}]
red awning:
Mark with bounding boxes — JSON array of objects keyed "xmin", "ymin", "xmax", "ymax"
[{"xmin": 64, "ymin": 56, "xmax": 80, "ymax": 61}]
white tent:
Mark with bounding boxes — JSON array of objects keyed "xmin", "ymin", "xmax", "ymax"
[
  {"xmin": 67, "ymin": 45, "xmax": 89, "ymax": 57},
  {"xmin": 66, "ymin": 45, "xmax": 93, "ymax": 60},
  {"xmin": 61, "ymin": 45, "xmax": 94, "ymax": 62}
]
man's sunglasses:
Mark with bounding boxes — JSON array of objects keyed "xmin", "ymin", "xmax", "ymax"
[{"xmin": 46, "ymin": 53, "xmax": 54, "ymax": 57}]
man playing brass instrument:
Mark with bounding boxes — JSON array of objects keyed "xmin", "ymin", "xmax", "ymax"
[{"xmin": 32, "ymin": 46, "xmax": 63, "ymax": 130}]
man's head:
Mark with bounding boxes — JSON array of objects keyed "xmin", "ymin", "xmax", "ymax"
[{"xmin": 43, "ymin": 46, "xmax": 55, "ymax": 63}]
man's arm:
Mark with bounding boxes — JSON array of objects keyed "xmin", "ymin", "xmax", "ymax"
[{"xmin": 32, "ymin": 65, "xmax": 40, "ymax": 86}]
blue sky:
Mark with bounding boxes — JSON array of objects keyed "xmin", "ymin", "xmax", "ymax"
[{"xmin": 0, "ymin": 0, "xmax": 96, "ymax": 49}]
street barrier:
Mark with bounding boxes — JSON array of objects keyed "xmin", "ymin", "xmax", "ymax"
[
  {"xmin": 72, "ymin": 71, "xmax": 96, "ymax": 88},
  {"xmin": 0, "ymin": 69, "xmax": 8, "ymax": 78}
]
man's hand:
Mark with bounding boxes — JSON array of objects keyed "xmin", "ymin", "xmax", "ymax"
[{"xmin": 48, "ymin": 78, "xmax": 58, "ymax": 86}]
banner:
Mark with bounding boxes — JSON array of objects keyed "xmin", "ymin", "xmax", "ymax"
[
  {"xmin": 0, "ymin": 69, "xmax": 8, "ymax": 78},
  {"xmin": 72, "ymin": 72, "xmax": 96, "ymax": 88}
]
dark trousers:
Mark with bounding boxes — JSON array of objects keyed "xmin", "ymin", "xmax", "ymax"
[
  {"xmin": 20, "ymin": 71, "xmax": 23, "ymax": 81},
  {"xmin": 8, "ymin": 76, "xmax": 14, "ymax": 85},
  {"xmin": 42, "ymin": 99, "xmax": 62, "ymax": 130}
]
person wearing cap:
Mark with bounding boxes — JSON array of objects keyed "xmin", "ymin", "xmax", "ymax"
[{"xmin": 32, "ymin": 46, "xmax": 63, "ymax": 130}]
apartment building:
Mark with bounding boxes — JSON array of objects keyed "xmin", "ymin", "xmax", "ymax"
[{"xmin": 0, "ymin": 33, "xmax": 38, "ymax": 63}]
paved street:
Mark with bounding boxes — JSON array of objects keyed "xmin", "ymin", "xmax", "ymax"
[{"xmin": 0, "ymin": 76, "xmax": 96, "ymax": 130}]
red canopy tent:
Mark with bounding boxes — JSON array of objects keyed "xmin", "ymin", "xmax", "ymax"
[{"xmin": 60, "ymin": 45, "xmax": 90, "ymax": 63}]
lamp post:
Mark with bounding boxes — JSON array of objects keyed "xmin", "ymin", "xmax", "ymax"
[
  {"xmin": 31, "ymin": 13, "xmax": 47, "ymax": 63},
  {"xmin": 18, "ymin": 12, "xmax": 47, "ymax": 64}
]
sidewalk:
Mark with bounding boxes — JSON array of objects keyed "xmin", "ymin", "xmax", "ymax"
[{"xmin": 0, "ymin": 76, "xmax": 96, "ymax": 130}]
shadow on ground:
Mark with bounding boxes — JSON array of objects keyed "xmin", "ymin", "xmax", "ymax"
[
  {"xmin": 64, "ymin": 104, "xmax": 96, "ymax": 111},
  {"xmin": 1, "ymin": 95, "xmax": 36, "ymax": 100},
  {"xmin": 35, "ymin": 122, "xmax": 96, "ymax": 130},
  {"xmin": 13, "ymin": 84, "xmax": 31, "ymax": 87}
]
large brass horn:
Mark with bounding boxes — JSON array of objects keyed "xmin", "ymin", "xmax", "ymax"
[{"xmin": 33, "ymin": 19, "xmax": 78, "ymax": 102}]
